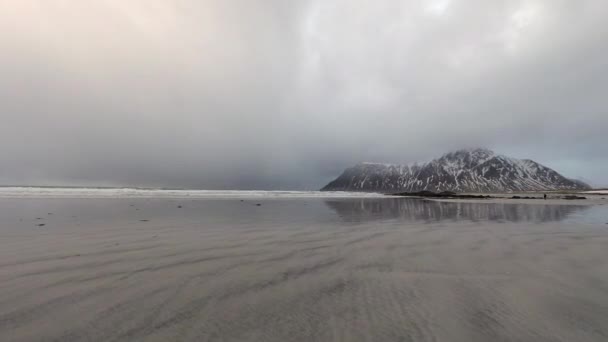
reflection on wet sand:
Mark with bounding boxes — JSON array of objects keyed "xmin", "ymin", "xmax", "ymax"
[{"xmin": 325, "ymin": 198, "xmax": 591, "ymax": 223}]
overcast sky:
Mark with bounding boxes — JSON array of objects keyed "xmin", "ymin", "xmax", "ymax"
[{"xmin": 1, "ymin": 0, "xmax": 607, "ymax": 189}]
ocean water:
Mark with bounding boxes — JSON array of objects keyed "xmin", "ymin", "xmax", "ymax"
[
  {"xmin": 0, "ymin": 187, "xmax": 385, "ymax": 199},
  {"xmin": 0, "ymin": 196, "xmax": 607, "ymax": 341}
]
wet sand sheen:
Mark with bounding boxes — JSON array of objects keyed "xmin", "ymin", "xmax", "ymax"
[{"xmin": 0, "ymin": 198, "xmax": 607, "ymax": 341}]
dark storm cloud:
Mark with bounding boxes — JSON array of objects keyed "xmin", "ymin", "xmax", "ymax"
[{"xmin": 1, "ymin": 0, "xmax": 607, "ymax": 189}]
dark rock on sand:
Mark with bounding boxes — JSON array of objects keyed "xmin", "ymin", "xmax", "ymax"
[{"xmin": 392, "ymin": 191, "xmax": 492, "ymax": 199}]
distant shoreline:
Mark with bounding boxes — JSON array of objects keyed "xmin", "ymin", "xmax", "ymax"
[
  {"xmin": 389, "ymin": 190, "xmax": 608, "ymax": 206},
  {"xmin": 0, "ymin": 186, "xmax": 605, "ymax": 203}
]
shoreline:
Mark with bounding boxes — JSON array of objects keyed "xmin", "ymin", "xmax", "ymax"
[{"xmin": 391, "ymin": 191, "xmax": 608, "ymax": 206}]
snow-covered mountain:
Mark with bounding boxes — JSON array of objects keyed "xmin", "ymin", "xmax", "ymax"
[{"xmin": 321, "ymin": 148, "xmax": 590, "ymax": 193}]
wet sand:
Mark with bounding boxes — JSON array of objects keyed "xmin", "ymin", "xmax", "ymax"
[{"xmin": 1, "ymin": 197, "xmax": 608, "ymax": 341}]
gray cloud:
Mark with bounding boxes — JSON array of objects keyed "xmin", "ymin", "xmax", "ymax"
[{"xmin": 1, "ymin": 0, "xmax": 607, "ymax": 189}]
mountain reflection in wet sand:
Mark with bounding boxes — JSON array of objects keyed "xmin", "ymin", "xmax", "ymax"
[{"xmin": 325, "ymin": 198, "xmax": 591, "ymax": 223}]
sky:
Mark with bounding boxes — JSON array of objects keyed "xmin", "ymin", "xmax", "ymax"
[{"xmin": 1, "ymin": 0, "xmax": 607, "ymax": 189}]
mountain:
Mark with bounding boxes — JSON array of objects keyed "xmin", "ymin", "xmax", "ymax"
[{"xmin": 321, "ymin": 148, "xmax": 590, "ymax": 193}]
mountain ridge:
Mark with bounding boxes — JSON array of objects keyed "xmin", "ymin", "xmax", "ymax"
[{"xmin": 321, "ymin": 148, "xmax": 590, "ymax": 193}]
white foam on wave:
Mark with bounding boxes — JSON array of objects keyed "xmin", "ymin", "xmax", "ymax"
[
  {"xmin": 0, "ymin": 187, "xmax": 385, "ymax": 199},
  {"xmin": 582, "ymin": 190, "xmax": 608, "ymax": 195}
]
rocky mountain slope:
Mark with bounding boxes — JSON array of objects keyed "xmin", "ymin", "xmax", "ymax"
[{"xmin": 321, "ymin": 148, "xmax": 590, "ymax": 193}]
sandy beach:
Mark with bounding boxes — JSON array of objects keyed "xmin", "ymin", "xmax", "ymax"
[{"xmin": 1, "ymin": 196, "xmax": 607, "ymax": 341}]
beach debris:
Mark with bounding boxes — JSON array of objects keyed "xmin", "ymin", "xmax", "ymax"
[
  {"xmin": 37, "ymin": 224, "xmax": 46, "ymax": 227},
  {"xmin": 177, "ymin": 205, "xmax": 182, "ymax": 208},
  {"xmin": 256, "ymin": 203, "xmax": 262, "ymax": 206},
  {"xmin": 140, "ymin": 219, "xmax": 149, "ymax": 222}
]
